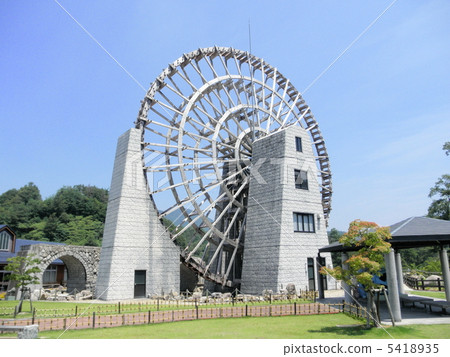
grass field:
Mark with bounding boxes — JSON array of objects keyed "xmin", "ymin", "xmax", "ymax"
[
  {"xmin": 409, "ymin": 291, "xmax": 446, "ymax": 299},
  {"xmin": 37, "ymin": 314, "xmax": 450, "ymax": 339}
]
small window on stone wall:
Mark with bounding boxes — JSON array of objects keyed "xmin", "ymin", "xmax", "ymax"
[
  {"xmin": 294, "ymin": 169, "xmax": 308, "ymax": 190},
  {"xmin": 293, "ymin": 213, "xmax": 315, "ymax": 233},
  {"xmin": 295, "ymin": 136, "xmax": 302, "ymax": 152}
]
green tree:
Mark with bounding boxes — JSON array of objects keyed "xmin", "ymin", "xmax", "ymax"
[
  {"xmin": 321, "ymin": 220, "xmax": 391, "ymax": 326},
  {"xmin": 62, "ymin": 216, "xmax": 104, "ymax": 246},
  {"xmin": 327, "ymin": 228, "xmax": 344, "ymax": 267},
  {"xmin": 0, "ymin": 183, "xmax": 108, "ymax": 246},
  {"xmin": 5, "ymin": 254, "xmax": 41, "ymax": 313},
  {"xmin": 427, "ymin": 142, "xmax": 449, "ymax": 220},
  {"xmin": 443, "ymin": 141, "xmax": 450, "ymax": 156},
  {"xmin": 428, "ymin": 174, "xmax": 450, "ymax": 220},
  {"xmin": 0, "ymin": 183, "xmax": 43, "ymax": 235}
]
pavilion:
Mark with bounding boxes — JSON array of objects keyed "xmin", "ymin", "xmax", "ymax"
[{"xmin": 318, "ymin": 216, "xmax": 450, "ymax": 322}]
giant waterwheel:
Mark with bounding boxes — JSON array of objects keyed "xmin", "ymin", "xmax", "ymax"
[{"xmin": 136, "ymin": 47, "xmax": 332, "ymax": 287}]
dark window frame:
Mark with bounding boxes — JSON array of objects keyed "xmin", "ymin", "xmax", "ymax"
[
  {"xmin": 295, "ymin": 136, "xmax": 303, "ymax": 152},
  {"xmin": 293, "ymin": 212, "xmax": 315, "ymax": 233},
  {"xmin": 294, "ymin": 169, "xmax": 308, "ymax": 190}
]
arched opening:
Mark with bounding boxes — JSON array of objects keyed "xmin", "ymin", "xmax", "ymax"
[{"xmin": 43, "ymin": 255, "xmax": 87, "ymax": 293}]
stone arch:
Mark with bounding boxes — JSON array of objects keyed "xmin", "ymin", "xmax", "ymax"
[
  {"xmin": 18, "ymin": 244, "xmax": 100, "ymax": 294},
  {"xmin": 42, "ymin": 255, "xmax": 87, "ymax": 293}
]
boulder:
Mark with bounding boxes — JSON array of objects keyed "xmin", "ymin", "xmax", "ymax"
[
  {"xmin": 424, "ymin": 275, "xmax": 443, "ymax": 287},
  {"xmin": 286, "ymin": 283, "xmax": 297, "ymax": 296}
]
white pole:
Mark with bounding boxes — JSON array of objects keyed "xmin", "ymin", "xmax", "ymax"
[
  {"xmin": 395, "ymin": 251, "xmax": 405, "ymax": 295},
  {"xmin": 385, "ymin": 249, "xmax": 402, "ymax": 322},
  {"xmin": 439, "ymin": 247, "xmax": 450, "ymax": 302}
]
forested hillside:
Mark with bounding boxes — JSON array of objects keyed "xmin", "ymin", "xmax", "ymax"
[
  {"xmin": 1, "ymin": 179, "xmax": 446, "ymax": 270},
  {"xmin": 0, "ymin": 183, "xmax": 205, "ymax": 252},
  {"xmin": 0, "ymin": 183, "xmax": 108, "ymax": 246}
]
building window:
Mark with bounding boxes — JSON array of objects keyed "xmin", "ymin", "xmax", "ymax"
[
  {"xmin": 0, "ymin": 231, "xmax": 11, "ymax": 251},
  {"xmin": 43, "ymin": 265, "xmax": 58, "ymax": 284},
  {"xmin": 294, "ymin": 169, "xmax": 308, "ymax": 190},
  {"xmin": 293, "ymin": 213, "xmax": 315, "ymax": 233},
  {"xmin": 295, "ymin": 136, "xmax": 302, "ymax": 152}
]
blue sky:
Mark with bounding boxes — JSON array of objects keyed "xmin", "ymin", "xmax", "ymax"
[{"xmin": 0, "ymin": 0, "xmax": 449, "ymax": 231}]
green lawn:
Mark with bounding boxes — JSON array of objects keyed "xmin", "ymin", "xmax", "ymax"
[
  {"xmin": 38, "ymin": 314, "xmax": 450, "ymax": 339},
  {"xmin": 409, "ymin": 291, "xmax": 446, "ymax": 299}
]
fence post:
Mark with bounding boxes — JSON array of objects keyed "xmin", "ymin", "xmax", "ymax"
[
  {"xmin": 196, "ymin": 305, "xmax": 199, "ymax": 320},
  {"xmin": 421, "ymin": 278, "xmax": 425, "ymax": 290},
  {"xmin": 122, "ymin": 314, "xmax": 125, "ymax": 326},
  {"xmin": 93, "ymin": 312, "xmax": 96, "ymax": 329},
  {"xmin": 245, "ymin": 305, "xmax": 248, "ymax": 317},
  {"xmin": 118, "ymin": 302, "xmax": 121, "ymax": 314},
  {"xmin": 294, "ymin": 302, "xmax": 297, "ymax": 315},
  {"xmin": 148, "ymin": 310, "xmax": 151, "ymax": 324},
  {"xmin": 75, "ymin": 306, "xmax": 78, "ymax": 317},
  {"xmin": 157, "ymin": 298, "xmax": 160, "ymax": 311},
  {"xmin": 437, "ymin": 278, "xmax": 441, "ymax": 291}
]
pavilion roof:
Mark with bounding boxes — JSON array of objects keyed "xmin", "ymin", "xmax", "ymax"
[{"xmin": 319, "ymin": 217, "xmax": 450, "ymax": 253}]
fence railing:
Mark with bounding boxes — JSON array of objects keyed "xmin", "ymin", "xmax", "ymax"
[
  {"xmin": 0, "ymin": 301, "xmax": 363, "ymax": 333},
  {"xmin": 0, "ymin": 290, "xmax": 318, "ymax": 319},
  {"xmin": 404, "ymin": 276, "xmax": 446, "ymax": 291}
]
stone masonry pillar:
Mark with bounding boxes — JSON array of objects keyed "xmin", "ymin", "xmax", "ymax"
[
  {"xmin": 241, "ymin": 126, "xmax": 331, "ymax": 294},
  {"xmin": 395, "ymin": 251, "xmax": 405, "ymax": 295},
  {"xmin": 385, "ymin": 249, "xmax": 402, "ymax": 322},
  {"xmin": 439, "ymin": 247, "xmax": 450, "ymax": 302},
  {"xmin": 96, "ymin": 128, "xmax": 180, "ymax": 300}
]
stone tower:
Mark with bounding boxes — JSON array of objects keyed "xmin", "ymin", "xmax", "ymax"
[
  {"xmin": 241, "ymin": 125, "xmax": 332, "ymax": 294},
  {"xmin": 96, "ymin": 128, "xmax": 180, "ymax": 300}
]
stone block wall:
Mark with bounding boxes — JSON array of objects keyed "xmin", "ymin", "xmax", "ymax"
[
  {"xmin": 96, "ymin": 128, "xmax": 180, "ymax": 300},
  {"xmin": 18, "ymin": 244, "xmax": 100, "ymax": 294},
  {"xmin": 241, "ymin": 126, "xmax": 332, "ymax": 294}
]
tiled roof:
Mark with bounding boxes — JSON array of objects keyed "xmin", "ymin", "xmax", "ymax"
[
  {"xmin": 320, "ymin": 216, "xmax": 450, "ymax": 253},
  {"xmin": 390, "ymin": 216, "xmax": 450, "ymax": 237}
]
